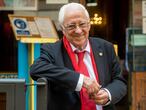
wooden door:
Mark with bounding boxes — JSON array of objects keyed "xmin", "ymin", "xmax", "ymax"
[
  {"xmin": 0, "ymin": 93, "xmax": 6, "ymax": 110},
  {"xmin": 131, "ymin": 72, "xmax": 146, "ymax": 110}
]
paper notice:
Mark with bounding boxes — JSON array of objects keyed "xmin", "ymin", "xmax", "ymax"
[
  {"xmin": 143, "ymin": 17, "xmax": 146, "ymax": 34},
  {"xmin": 46, "ymin": 0, "xmax": 68, "ymax": 4},
  {"xmin": 142, "ymin": 1, "xmax": 146, "ymax": 17},
  {"xmin": 28, "ymin": 21, "xmax": 39, "ymax": 35},
  {"xmin": 34, "ymin": 17, "xmax": 55, "ymax": 38}
]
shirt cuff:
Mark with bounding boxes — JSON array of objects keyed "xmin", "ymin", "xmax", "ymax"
[
  {"xmin": 102, "ymin": 88, "xmax": 112, "ymax": 106},
  {"xmin": 75, "ymin": 74, "xmax": 84, "ymax": 91}
]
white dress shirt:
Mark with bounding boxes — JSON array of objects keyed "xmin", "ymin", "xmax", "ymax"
[{"xmin": 69, "ymin": 40, "xmax": 111, "ymax": 109}]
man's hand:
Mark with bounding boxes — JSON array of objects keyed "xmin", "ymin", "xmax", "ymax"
[
  {"xmin": 83, "ymin": 76, "xmax": 101, "ymax": 94},
  {"xmin": 89, "ymin": 89, "xmax": 109, "ymax": 105}
]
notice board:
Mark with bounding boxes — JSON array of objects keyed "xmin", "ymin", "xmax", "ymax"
[{"xmin": 8, "ymin": 15, "xmax": 58, "ymax": 43}]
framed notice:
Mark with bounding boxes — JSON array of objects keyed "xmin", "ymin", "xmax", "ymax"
[
  {"xmin": 0, "ymin": 0, "xmax": 37, "ymax": 10},
  {"xmin": 8, "ymin": 15, "xmax": 58, "ymax": 43},
  {"xmin": 86, "ymin": 0, "xmax": 97, "ymax": 6},
  {"xmin": 142, "ymin": 1, "xmax": 146, "ymax": 17},
  {"xmin": 130, "ymin": 34, "xmax": 146, "ymax": 46},
  {"xmin": 143, "ymin": 17, "xmax": 146, "ymax": 33},
  {"xmin": 46, "ymin": 0, "xmax": 68, "ymax": 4},
  {"xmin": 34, "ymin": 17, "xmax": 56, "ymax": 38}
]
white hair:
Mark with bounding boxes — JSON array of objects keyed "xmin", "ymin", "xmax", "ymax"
[{"xmin": 58, "ymin": 3, "xmax": 89, "ymax": 25}]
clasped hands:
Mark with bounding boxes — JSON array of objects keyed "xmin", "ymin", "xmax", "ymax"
[{"xmin": 83, "ymin": 76, "xmax": 109, "ymax": 105}]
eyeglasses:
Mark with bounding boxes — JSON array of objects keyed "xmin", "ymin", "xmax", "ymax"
[{"xmin": 63, "ymin": 21, "xmax": 90, "ymax": 31}]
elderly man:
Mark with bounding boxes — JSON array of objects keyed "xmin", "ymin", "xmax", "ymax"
[{"xmin": 30, "ymin": 2, "xmax": 127, "ymax": 110}]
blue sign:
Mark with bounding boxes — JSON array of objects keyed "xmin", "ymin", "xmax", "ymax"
[{"xmin": 14, "ymin": 19, "xmax": 27, "ymax": 29}]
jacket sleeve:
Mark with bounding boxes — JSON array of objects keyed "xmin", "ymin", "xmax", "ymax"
[
  {"xmin": 105, "ymin": 43, "xmax": 127, "ymax": 104},
  {"xmin": 30, "ymin": 43, "xmax": 80, "ymax": 91}
]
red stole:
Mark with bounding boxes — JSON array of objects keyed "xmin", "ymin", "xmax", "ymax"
[{"xmin": 63, "ymin": 36, "xmax": 99, "ymax": 110}]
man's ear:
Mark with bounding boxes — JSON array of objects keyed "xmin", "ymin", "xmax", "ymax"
[
  {"xmin": 60, "ymin": 26, "xmax": 66, "ymax": 35},
  {"xmin": 59, "ymin": 25, "xmax": 64, "ymax": 34},
  {"xmin": 60, "ymin": 25, "xmax": 64, "ymax": 31}
]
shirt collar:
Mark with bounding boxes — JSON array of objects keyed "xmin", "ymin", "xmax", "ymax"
[{"xmin": 70, "ymin": 40, "xmax": 90, "ymax": 53}]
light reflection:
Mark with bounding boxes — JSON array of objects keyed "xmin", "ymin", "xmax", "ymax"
[{"xmin": 90, "ymin": 13, "xmax": 102, "ymax": 25}]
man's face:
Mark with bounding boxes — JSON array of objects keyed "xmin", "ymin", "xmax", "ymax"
[{"xmin": 62, "ymin": 10, "xmax": 90, "ymax": 50}]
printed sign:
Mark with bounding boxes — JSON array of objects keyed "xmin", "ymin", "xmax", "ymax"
[{"xmin": 12, "ymin": 18, "xmax": 31, "ymax": 36}]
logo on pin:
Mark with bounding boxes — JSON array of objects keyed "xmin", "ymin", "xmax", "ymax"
[{"xmin": 99, "ymin": 52, "xmax": 103, "ymax": 56}]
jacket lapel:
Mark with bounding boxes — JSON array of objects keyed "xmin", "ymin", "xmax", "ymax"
[
  {"xmin": 89, "ymin": 38, "xmax": 105, "ymax": 85},
  {"xmin": 62, "ymin": 43, "xmax": 74, "ymax": 70},
  {"xmin": 62, "ymin": 41, "xmax": 81, "ymax": 98}
]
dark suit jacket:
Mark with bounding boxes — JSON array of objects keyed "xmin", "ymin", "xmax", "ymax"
[{"xmin": 30, "ymin": 37, "xmax": 127, "ymax": 110}]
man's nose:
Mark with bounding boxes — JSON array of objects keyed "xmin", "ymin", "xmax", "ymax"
[{"xmin": 75, "ymin": 25, "xmax": 82, "ymax": 34}]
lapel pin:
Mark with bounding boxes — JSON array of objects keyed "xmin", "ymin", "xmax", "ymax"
[{"xmin": 99, "ymin": 52, "xmax": 103, "ymax": 56}]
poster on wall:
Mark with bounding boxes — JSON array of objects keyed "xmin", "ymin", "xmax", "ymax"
[
  {"xmin": 86, "ymin": 0, "xmax": 97, "ymax": 6},
  {"xmin": 46, "ymin": 0, "xmax": 68, "ymax": 4},
  {"xmin": 142, "ymin": 1, "xmax": 146, "ymax": 17},
  {"xmin": 0, "ymin": 0, "xmax": 37, "ymax": 10},
  {"xmin": 133, "ymin": 0, "xmax": 142, "ymax": 27},
  {"xmin": 143, "ymin": 17, "xmax": 146, "ymax": 34}
]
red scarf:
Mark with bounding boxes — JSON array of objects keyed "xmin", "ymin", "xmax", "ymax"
[{"xmin": 63, "ymin": 36, "xmax": 99, "ymax": 110}]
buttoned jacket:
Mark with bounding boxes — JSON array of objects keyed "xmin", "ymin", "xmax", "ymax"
[{"xmin": 30, "ymin": 37, "xmax": 127, "ymax": 110}]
